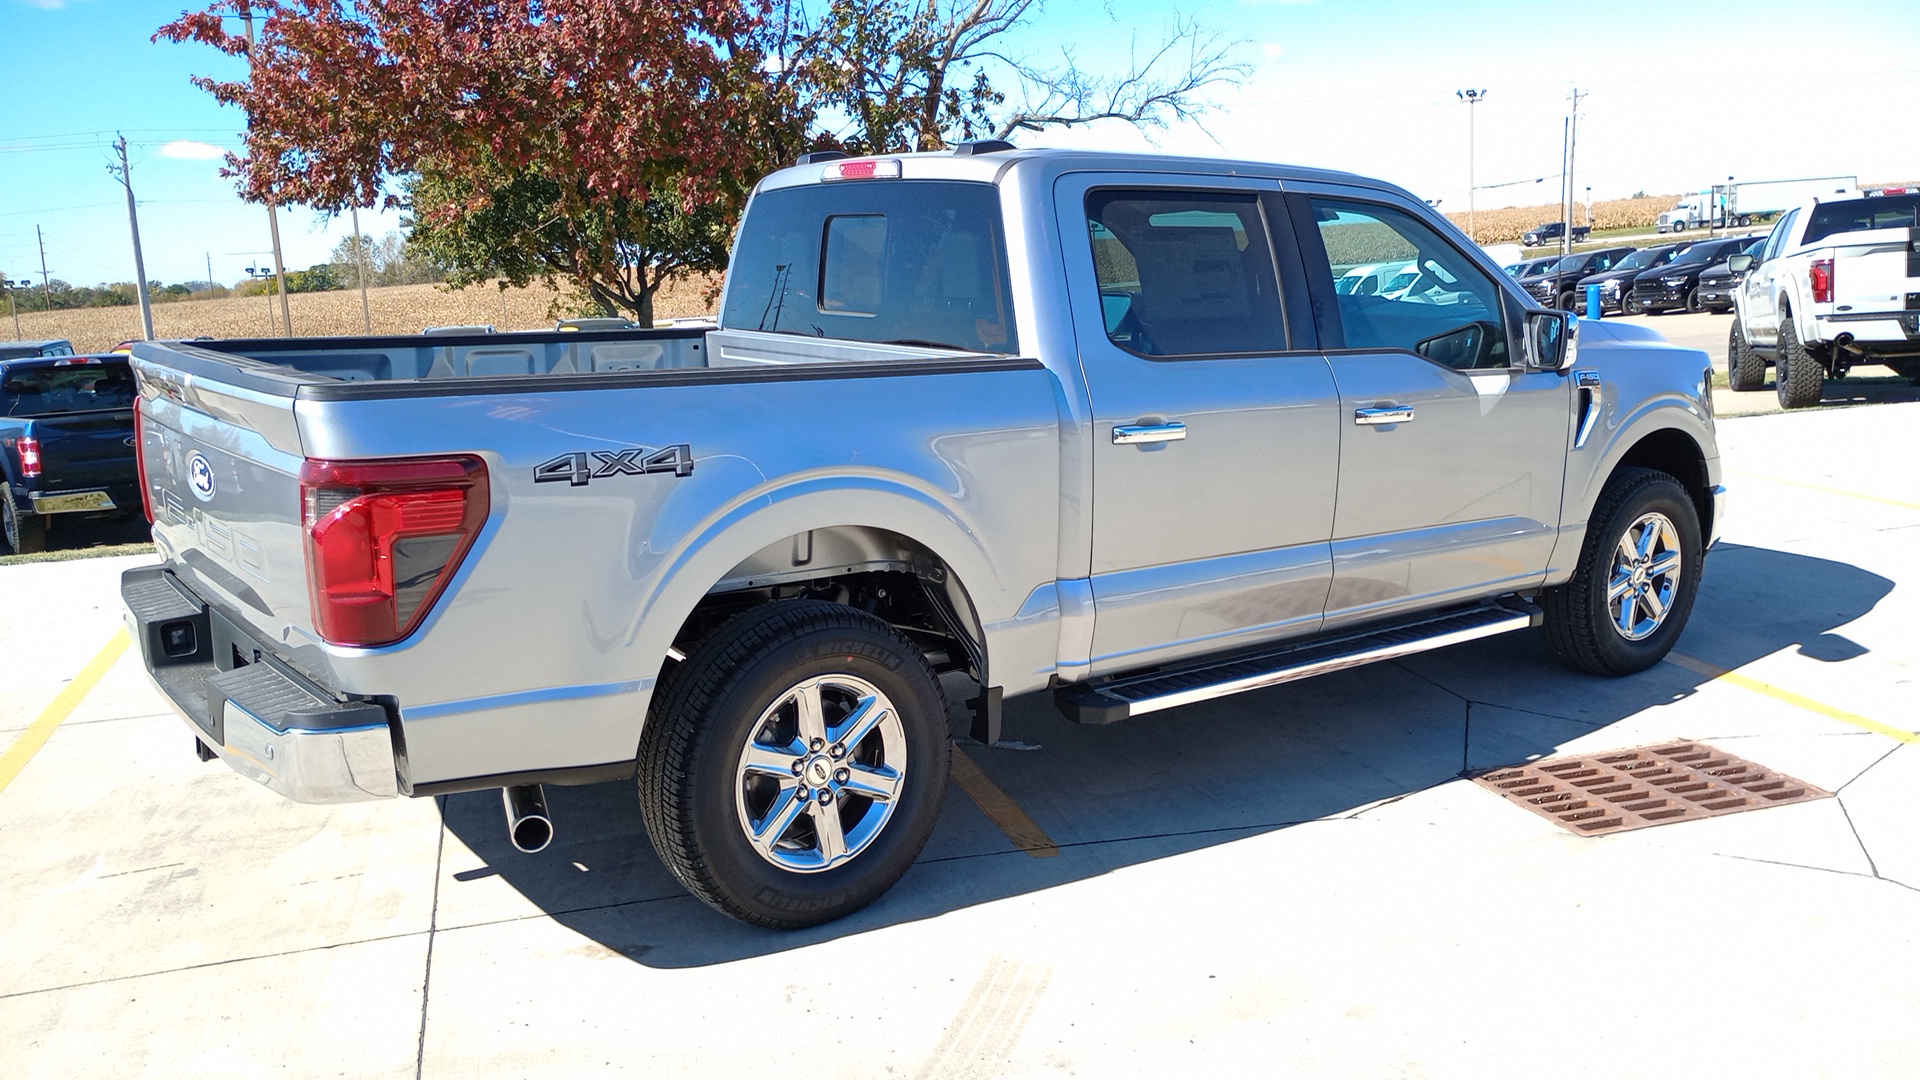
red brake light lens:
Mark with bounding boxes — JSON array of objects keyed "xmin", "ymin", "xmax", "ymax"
[
  {"xmin": 133, "ymin": 397, "xmax": 154, "ymax": 523},
  {"xmin": 1810, "ymin": 258, "xmax": 1834, "ymax": 304},
  {"xmin": 18, "ymin": 436, "xmax": 41, "ymax": 479},
  {"xmin": 300, "ymin": 455, "xmax": 489, "ymax": 647},
  {"xmin": 822, "ymin": 158, "xmax": 902, "ymax": 181}
]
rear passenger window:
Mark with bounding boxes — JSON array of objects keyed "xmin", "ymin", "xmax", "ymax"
[
  {"xmin": 1309, "ymin": 198, "xmax": 1512, "ymax": 370},
  {"xmin": 1085, "ymin": 190, "xmax": 1288, "ymax": 357}
]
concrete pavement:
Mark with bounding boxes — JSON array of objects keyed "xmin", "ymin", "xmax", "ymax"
[{"xmin": 3, "ymin": 404, "xmax": 1917, "ymax": 1079}]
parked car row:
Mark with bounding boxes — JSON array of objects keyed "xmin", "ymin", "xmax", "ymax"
[{"xmin": 1502, "ymin": 235, "xmax": 1765, "ymax": 317}]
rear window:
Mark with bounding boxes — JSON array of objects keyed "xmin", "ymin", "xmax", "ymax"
[
  {"xmin": 0, "ymin": 360, "xmax": 135, "ymax": 416},
  {"xmin": 1804, "ymin": 195, "xmax": 1920, "ymax": 244},
  {"xmin": 721, "ymin": 180, "xmax": 1018, "ymax": 354}
]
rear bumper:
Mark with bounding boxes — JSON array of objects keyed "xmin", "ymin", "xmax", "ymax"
[
  {"xmin": 121, "ymin": 565, "xmax": 400, "ymax": 804},
  {"xmin": 1814, "ymin": 311, "xmax": 1920, "ymax": 351}
]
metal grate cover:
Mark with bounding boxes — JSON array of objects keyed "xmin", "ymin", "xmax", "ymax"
[{"xmin": 1473, "ymin": 742, "xmax": 1832, "ymax": 836}]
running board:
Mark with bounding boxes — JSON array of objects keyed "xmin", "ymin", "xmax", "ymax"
[{"xmin": 1054, "ymin": 602, "xmax": 1540, "ymax": 726}]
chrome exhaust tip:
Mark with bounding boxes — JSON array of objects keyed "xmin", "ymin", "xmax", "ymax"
[{"xmin": 501, "ymin": 784, "xmax": 554, "ymax": 853}]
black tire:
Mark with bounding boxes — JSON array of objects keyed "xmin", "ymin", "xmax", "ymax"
[
  {"xmin": 1726, "ymin": 321, "xmax": 1767, "ymax": 391},
  {"xmin": 1542, "ymin": 467, "xmax": 1704, "ymax": 677},
  {"xmin": 637, "ymin": 599, "xmax": 950, "ymax": 929},
  {"xmin": 1686, "ymin": 288, "xmax": 1703, "ymax": 313},
  {"xmin": 1775, "ymin": 313, "xmax": 1825, "ymax": 409},
  {"xmin": 1623, "ymin": 293, "xmax": 1644, "ymax": 315},
  {"xmin": 1, "ymin": 484, "xmax": 48, "ymax": 554}
]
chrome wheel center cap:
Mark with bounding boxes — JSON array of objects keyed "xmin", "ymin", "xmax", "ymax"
[{"xmin": 805, "ymin": 757, "xmax": 834, "ymax": 787}]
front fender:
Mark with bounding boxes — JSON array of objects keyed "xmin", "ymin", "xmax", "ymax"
[{"xmin": 1547, "ymin": 328, "xmax": 1720, "ymax": 583}]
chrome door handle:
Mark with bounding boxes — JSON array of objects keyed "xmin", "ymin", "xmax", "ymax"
[
  {"xmin": 1113, "ymin": 422, "xmax": 1187, "ymax": 445},
  {"xmin": 1353, "ymin": 406, "xmax": 1415, "ymax": 426}
]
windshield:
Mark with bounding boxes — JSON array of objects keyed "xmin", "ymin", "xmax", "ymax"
[
  {"xmin": 1615, "ymin": 248, "xmax": 1671, "ymax": 270},
  {"xmin": 0, "ymin": 360, "xmax": 134, "ymax": 416}
]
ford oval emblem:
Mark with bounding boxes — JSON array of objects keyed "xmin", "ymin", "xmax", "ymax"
[{"xmin": 187, "ymin": 451, "xmax": 216, "ymax": 501}]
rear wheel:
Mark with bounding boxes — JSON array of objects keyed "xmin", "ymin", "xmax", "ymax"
[
  {"xmin": 1775, "ymin": 314, "xmax": 1825, "ymax": 409},
  {"xmin": 1, "ymin": 485, "xmax": 48, "ymax": 555},
  {"xmin": 1726, "ymin": 322, "xmax": 1766, "ymax": 391},
  {"xmin": 1542, "ymin": 467, "xmax": 1704, "ymax": 676},
  {"xmin": 637, "ymin": 600, "xmax": 950, "ymax": 929}
]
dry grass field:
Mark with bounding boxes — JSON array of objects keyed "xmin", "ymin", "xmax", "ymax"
[
  {"xmin": 10, "ymin": 277, "xmax": 721, "ymax": 354},
  {"xmin": 1444, "ymin": 194, "xmax": 1678, "ymax": 244}
]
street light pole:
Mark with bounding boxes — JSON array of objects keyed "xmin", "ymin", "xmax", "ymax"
[
  {"xmin": 1, "ymin": 276, "xmax": 25, "ymax": 337},
  {"xmin": 1456, "ymin": 89, "xmax": 1487, "ymax": 243}
]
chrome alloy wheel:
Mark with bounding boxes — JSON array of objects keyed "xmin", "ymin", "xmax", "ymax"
[
  {"xmin": 733, "ymin": 674, "xmax": 907, "ymax": 873},
  {"xmin": 1607, "ymin": 512, "xmax": 1683, "ymax": 641}
]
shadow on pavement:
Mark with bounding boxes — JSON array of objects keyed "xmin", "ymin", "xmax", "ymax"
[{"xmin": 438, "ymin": 541, "xmax": 1893, "ymax": 967}]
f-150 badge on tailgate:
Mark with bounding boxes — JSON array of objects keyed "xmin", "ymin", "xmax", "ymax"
[{"xmin": 533, "ymin": 444, "xmax": 695, "ymax": 486}]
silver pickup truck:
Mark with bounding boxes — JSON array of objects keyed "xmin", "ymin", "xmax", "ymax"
[{"xmin": 122, "ymin": 146, "xmax": 1725, "ymax": 928}]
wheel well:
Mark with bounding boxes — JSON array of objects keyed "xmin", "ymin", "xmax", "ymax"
[
  {"xmin": 1612, "ymin": 429, "xmax": 1712, "ymax": 538},
  {"xmin": 670, "ymin": 526, "xmax": 987, "ymax": 686}
]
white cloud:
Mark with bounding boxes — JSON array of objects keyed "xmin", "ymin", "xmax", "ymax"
[
  {"xmin": 1262, "ymin": 43, "xmax": 1285, "ymax": 60},
  {"xmin": 159, "ymin": 140, "xmax": 228, "ymax": 161}
]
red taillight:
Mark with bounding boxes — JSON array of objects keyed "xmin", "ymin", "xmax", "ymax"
[
  {"xmin": 133, "ymin": 398, "xmax": 154, "ymax": 523},
  {"xmin": 1810, "ymin": 258, "xmax": 1834, "ymax": 304},
  {"xmin": 300, "ymin": 455, "xmax": 489, "ymax": 647},
  {"xmin": 821, "ymin": 158, "xmax": 901, "ymax": 181},
  {"xmin": 18, "ymin": 436, "xmax": 41, "ymax": 479}
]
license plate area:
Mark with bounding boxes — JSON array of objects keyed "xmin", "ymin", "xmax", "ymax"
[{"xmin": 31, "ymin": 490, "xmax": 115, "ymax": 513}]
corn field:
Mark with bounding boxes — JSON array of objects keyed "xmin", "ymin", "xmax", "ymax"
[
  {"xmin": 7, "ymin": 278, "xmax": 720, "ymax": 354},
  {"xmin": 1445, "ymin": 194, "xmax": 1679, "ymax": 245}
]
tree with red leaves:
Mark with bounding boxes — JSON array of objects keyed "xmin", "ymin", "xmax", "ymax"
[{"xmin": 157, "ymin": 1, "xmax": 814, "ymax": 323}]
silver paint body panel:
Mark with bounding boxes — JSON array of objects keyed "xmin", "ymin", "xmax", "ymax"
[{"xmin": 127, "ymin": 148, "xmax": 1722, "ymax": 798}]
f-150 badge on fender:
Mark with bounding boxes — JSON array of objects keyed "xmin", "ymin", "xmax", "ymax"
[{"xmin": 533, "ymin": 444, "xmax": 695, "ymax": 486}]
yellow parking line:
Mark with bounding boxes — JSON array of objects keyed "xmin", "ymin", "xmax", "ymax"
[
  {"xmin": 0, "ymin": 631, "xmax": 131, "ymax": 796},
  {"xmin": 1728, "ymin": 470, "xmax": 1920, "ymax": 512},
  {"xmin": 1666, "ymin": 650, "xmax": 1918, "ymax": 744},
  {"xmin": 950, "ymin": 747, "xmax": 1059, "ymax": 858}
]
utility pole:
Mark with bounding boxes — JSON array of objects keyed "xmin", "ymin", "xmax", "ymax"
[
  {"xmin": 1564, "ymin": 87, "xmax": 1587, "ymax": 258},
  {"xmin": 1, "ymin": 275, "xmax": 26, "ymax": 337},
  {"xmin": 246, "ymin": 266, "xmax": 276, "ymax": 335},
  {"xmin": 206, "ymin": 252, "xmax": 214, "ymax": 296},
  {"xmin": 1456, "ymin": 89, "xmax": 1487, "ymax": 243},
  {"xmin": 36, "ymin": 225, "xmax": 52, "ymax": 314},
  {"xmin": 110, "ymin": 135, "xmax": 157, "ymax": 341},
  {"xmin": 242, "ymin": 7, "xmax": 294, "ymax": 337},
  {"xmin": 349, "ymin": 206, "xmax": 372, "ymax": 333}
]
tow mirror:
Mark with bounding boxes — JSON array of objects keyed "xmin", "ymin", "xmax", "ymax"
[
  {"xmin": 1728, "ymin": 254, "xmax": 1753, "ymax": 273},
  {"xmin": 1525, "ymin": 310, "xmax": 1578, "ymax": 372}
]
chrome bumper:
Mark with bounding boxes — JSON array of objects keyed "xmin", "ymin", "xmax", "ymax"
[{"xmin": 121, "ymin": 565, "xmax": 400, "ymax": 804}]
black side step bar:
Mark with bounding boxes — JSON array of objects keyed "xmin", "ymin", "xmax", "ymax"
[{"xmin": 1054, "ymin": 602, "xmax": 1540, "ymax": 726}]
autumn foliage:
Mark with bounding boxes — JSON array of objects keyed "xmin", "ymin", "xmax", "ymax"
[{"xmin": 156, "ymin": 1, "xmax": 809, "ymax": 321}]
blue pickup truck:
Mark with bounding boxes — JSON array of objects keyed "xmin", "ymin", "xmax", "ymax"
[{"xmin": 1, "ymin": 354, "xmax": 139, "ymax": 553}]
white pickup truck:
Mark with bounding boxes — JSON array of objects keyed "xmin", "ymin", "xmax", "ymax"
[{"xmin": 1726, "ymin": 191, "xmax": 1920, "ymax": 407}]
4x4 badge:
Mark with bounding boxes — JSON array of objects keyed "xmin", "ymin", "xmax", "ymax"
[{"xmin": 534, "ymin": 445, "xmax": 695, "ymax": 487}]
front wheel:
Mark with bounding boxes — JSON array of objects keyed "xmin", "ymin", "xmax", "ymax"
[
  {"xmin": 637, "ymin": 600, "xmax": 950, "ymax": 929},
  {"xmin": 1542, "ymin": 467, "xmax": 1704, "ymax": 676},
  {"xmin": 1, "ymin": 485, "xmax": 48, "ymax": 554},
  {"xmin": 1623, "ymin": 294, "xmax": 1644, "ymax": 315}
]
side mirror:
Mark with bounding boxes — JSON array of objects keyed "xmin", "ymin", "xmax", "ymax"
[
  {"xmin": 1727, "ymin": 254, "xmax": 1753, "ymax": 273},
  {"xmin": 1525, "ymin": 310, "xmax": 1578, "ymax": 372}
]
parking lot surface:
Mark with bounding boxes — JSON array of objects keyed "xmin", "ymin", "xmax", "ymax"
[{"xmin": 4, "ymin": 402, "xmax": 1918, "ymax": 1079}]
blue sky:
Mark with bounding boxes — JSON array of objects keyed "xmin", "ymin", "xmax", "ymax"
[{"xmin": 3, "ymin": 0, "xmax": 1915, "ymax": 291}]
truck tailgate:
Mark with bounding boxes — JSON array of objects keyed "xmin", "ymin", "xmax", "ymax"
[
  {"xmin": 1829, "ymin": 229, "xmax": 1920, "ymax": 310},
  {"xmin": 30, "ymin": 410, "xmax": 136, "ymax": 493},
  {"xmin": 133, "ymin": 348, "xmax": 325, "ymax": 658}
]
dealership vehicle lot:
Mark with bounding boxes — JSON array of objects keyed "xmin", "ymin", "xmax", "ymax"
[{"xmin": 4, "ymin": 400, "xmax": 1919, "ymax": 1078}]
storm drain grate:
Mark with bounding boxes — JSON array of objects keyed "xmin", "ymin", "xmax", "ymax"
[{"xmin": 1473, "ymin": 741, "xmax": 1832, "ymax": 837}]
